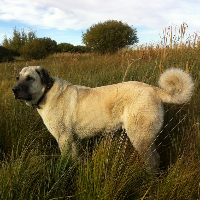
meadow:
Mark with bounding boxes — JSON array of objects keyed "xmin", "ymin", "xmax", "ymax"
[{"xmin": 0, "ymin": 39, "xmax": 200, "ymax": 199}]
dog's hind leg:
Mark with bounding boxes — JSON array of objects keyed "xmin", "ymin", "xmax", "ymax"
[{"xmin": 124, "ymin": 113, "xmax": 162, "ymax": 171}]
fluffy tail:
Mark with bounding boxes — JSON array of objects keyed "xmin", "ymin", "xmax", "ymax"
[{"xmin": 157, "ymin": 68, "xmax": 194, "ymax": 104}]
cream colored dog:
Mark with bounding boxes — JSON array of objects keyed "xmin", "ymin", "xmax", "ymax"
[{"xmin": 12, "ymin": 66, "xmax": 194, "ymax": 169}]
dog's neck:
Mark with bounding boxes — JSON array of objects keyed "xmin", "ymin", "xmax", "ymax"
[{"xmin": 32, "ymin": 77, "xmax": 54, "ymax": 109}]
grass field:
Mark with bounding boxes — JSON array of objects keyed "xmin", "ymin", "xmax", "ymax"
[{"xmin": 0, "ymin": 41, "xmax": 200, "ymax": 199}]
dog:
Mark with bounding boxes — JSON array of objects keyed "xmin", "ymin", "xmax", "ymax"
[{"xmin": 12, "ymin": 66, "xmax": 194, "ymax": 170}]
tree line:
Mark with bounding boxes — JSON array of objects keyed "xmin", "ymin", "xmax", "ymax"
[
  {"xmin": 0, "ymin": 28, "xmax": 90, "ymax": 62},
  {"xmin": 0, "ymin": 20, "xmax": 138, "ymax": 62}
]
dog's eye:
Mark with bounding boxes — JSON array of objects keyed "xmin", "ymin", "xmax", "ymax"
[
  {"xmin": 16, "ymin": 76, "xmax": 19, "ymax": 81},
  {"xmin": 26, "ymin": 76, "xmax": 34, "ymax": 81}
]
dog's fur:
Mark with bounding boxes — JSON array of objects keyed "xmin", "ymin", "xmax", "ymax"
[{"xmin": 12, "ymin": 66, "xmax": 194, "ymax": 169}]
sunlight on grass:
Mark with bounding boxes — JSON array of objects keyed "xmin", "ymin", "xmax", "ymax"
[{"xmin": 0, "ymin": 24, "xmax": 200, "ymax": 199}]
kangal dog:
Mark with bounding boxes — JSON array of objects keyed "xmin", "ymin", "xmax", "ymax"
[{"xmin": 12, "ymin": 66, "xmax": 194, "ymax": 170}]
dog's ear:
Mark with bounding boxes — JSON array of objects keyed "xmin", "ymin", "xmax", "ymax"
[{"xmin": 35, "ymin": 67, "xmax": 51, "ymax": 85}]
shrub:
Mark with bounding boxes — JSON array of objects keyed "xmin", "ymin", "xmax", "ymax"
[
  {"xmin": 74, "ymin": 45, "xmax": 91, "ymax": 53},
  {"xmin": 38, "ymin": 37, "xmax": 57, "ymax": 54},
  {"xmin": 57, "ymin": 43, "xmax": 91, "ymax": 53},
  {"xmin": 57, "ymin": 43, "xmax": 75, "ymax": 52},
  {"xmin": 82, "ymin": 20, "xmax": 139, "ymax": 54},
  {"xmin": 20, "ymin": 39, "xmax": 48, "ymax": 60},
  {"xmin": 0, "ymin": 46, "xmax": 14, "ymax": 62}
]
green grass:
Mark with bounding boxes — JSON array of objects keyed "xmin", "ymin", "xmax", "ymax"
[{"xmin": 0, "ymin": 43, "xmax": 200, "ymax": 199}]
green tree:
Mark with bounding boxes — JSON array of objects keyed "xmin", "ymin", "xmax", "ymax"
[
  {"xmin": 20, "ymin": 39, "xmax": 48, "ymax": 60},
  {"xmin": 0, "ymin": 46, "xmax": 14, "ymax": 62},
  {"xmin": 9, "ymin": 28, "xmax": 21, "ymax": 55},
  {"xmin": 74, "ymin": 45, "xmax": 91, "ymax": 53},
  {"xmin": 2, "ymin": 36, "xmax": 9, "ymax": 49},
  {"xmin": 57, "ymin": 43, "xmax": 75, "ymax": 52},
  {"xmin": 57, "ymin": 43, "xmax": 91, "ymax": 53},
  {"xmin": 38, "ymin": 37, "xmax": 57, "ymax": 54},
  {"xmin": 82, "ymin": 20, "xmax": 138, "ymax": 54},
  {"xmin": 2, "ymin": 28, "xmax": 37, "ymax": 55}
]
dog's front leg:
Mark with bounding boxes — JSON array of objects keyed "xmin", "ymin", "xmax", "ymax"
[{"xmin": 58, "ymin": 132, "xmax": 79, "ymax": 160}]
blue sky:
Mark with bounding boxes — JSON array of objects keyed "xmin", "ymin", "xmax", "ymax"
[{"xmin": 0, "ymin": 0, "xmax": 200, "ymax": 46}]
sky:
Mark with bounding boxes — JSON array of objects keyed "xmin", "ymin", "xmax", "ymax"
[{"xmin": 0, "ymin": 0, "xmax": 200, "ymax": 46}]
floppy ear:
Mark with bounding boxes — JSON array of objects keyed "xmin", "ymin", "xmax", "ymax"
[{"xmin": 35, "ymin": 67, "xmax": 51, "ymax": 86}]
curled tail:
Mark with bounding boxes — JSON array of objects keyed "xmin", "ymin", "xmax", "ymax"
[{"xmin": 157, "ymin": 68, "xmax": 194, "ymax": 104}]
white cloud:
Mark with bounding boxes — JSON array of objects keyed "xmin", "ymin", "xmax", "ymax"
[
  {"xmin": 0, "ymin": 0, "xmax": 199, "ymax": 30},
  {"xmin": 0, "ymin": 0, "xmax": 200, "ymax": 44}
]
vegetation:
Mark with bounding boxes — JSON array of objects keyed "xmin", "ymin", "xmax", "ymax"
[
  {"xmin": 19, "ymin": 39, "xmax": 48, "ymax": 60},
  {"xmin": 57, "ymin": 43, "xmax": 91, "ymax": 53},
  {"xmin": 1, "ymin": 20, "xmax": 138, "ymax": 60},
  {"xmin": 0, "ymin": 24, "xmax": 200, "ymax": 199},
  {"xmin": 2, "ymin": 28, "xmax": 37, "ymax": 56},
  {"xmin": 0, "ymin": 46, "xmax": 14, "ymax": 62},
  {"xmin": 57, "ymin": 42, "xmax": 75, "ymax": 53},
  {"xmin": 1, "ymin": 28, "xmax": 89, "ymax": 61},
  {"xmin": 82, "ymin": 20, "xmax": 139, "ymax": 54}
]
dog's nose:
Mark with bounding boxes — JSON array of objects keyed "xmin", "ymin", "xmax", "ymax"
[{"xmin": 12, "ymin": 85, "xmax": 20, "ymax": 93}]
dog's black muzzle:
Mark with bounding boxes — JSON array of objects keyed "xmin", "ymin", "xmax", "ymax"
[
  {"xmin": 12, "ymin": 84, "xmax": 32, "ymax": 101},
  {"xmin": 12, "ymin": 85, "xmax": 21, "ymax": 95}
]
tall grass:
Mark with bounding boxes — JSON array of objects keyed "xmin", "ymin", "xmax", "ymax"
[
  {"xmin": 77, "ymin": 133, "xmax": 151, "ymax": 200},
  {"xmin": 0, "ymin": 25, "xmax": 200, "ymax": 199}
]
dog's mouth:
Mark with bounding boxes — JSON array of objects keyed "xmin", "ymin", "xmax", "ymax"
[
  {"xmin": 12, "ymin": 84, "xmax": 32, "ymax": 102},
  {"xmin": 13, "ymin": 93, "xmax": 32, "ymax": 101}
]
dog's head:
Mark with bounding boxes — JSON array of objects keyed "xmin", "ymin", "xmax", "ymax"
[{"xmin": 12, "ymin": 66, "xmax": 52, "ymax": 106}]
